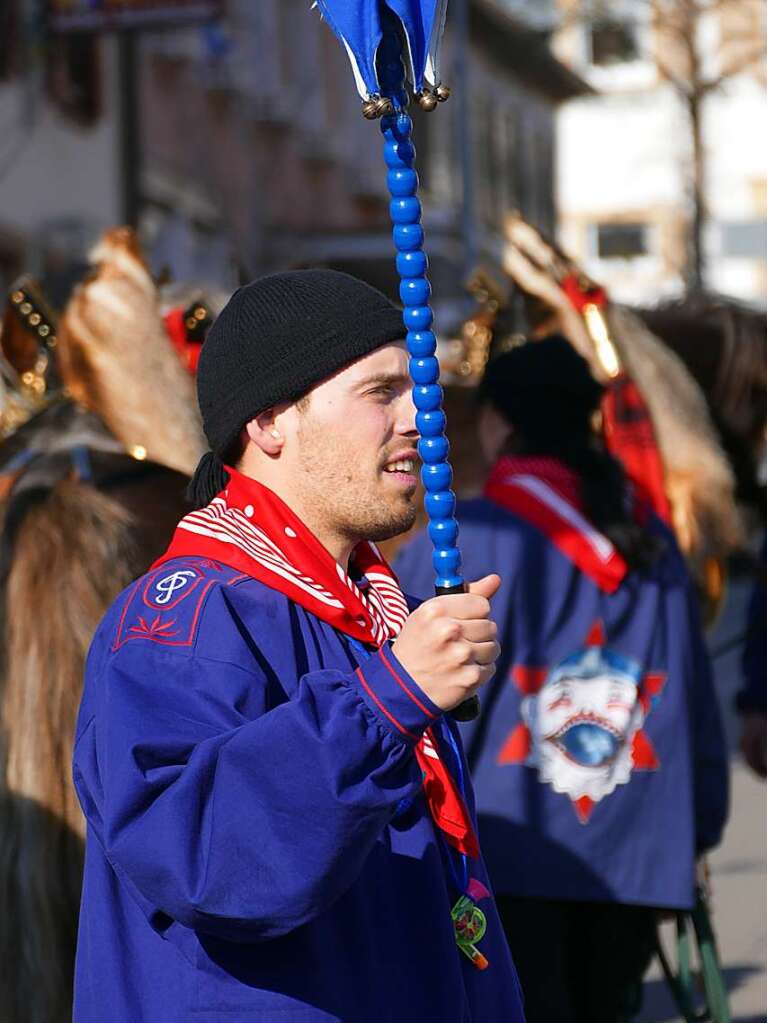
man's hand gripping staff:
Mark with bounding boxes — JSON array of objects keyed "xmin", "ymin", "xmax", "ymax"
[{"xmin": 392, "ymin": 575, "xmax": 502, "ymax": 713}]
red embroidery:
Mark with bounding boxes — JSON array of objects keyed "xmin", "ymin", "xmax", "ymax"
[
  {"xmin": 129, "ymin": 615, "xmax": 179, "ymax": 640},
  {"xmin": 112, "ymin": 560, "xmax": 246, "ymax": 651}
]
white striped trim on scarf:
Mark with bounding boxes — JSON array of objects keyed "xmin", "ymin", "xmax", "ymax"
[
  {"xmin": 179, "ymin": 498, "xmax": 409, "ymax": 644},
  {"xmin": 181, "ymin": 498, "xmax": 344, "ymax": 610}
]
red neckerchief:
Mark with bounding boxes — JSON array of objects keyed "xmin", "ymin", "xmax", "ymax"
[
  {"xmin": 484, "ymin": 455, "xmax": 629, "ymax": 594},
  {"xmin": 154, "ymin": 467, "xmax": 478, "ymax": 859}
]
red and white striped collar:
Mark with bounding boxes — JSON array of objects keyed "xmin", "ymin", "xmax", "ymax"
[{"xmin": 154, "ymin": 467, "xmax": 409, "ymax": 646}]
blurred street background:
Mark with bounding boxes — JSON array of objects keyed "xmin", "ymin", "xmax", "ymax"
[
  {"xmin": 5, "ymin": 2, "xmax": 767, "ymax": 316},
  {"xmin": 1, "ymin": 2, "xmax": 766, "ymax": 1021}
]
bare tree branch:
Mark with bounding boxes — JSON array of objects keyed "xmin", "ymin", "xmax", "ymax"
[{"xmin": 552, "ymin": 0, "xmax": 767, "ymax": 292}]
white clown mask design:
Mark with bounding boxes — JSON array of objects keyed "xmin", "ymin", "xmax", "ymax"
[{"xmin": 498, "ymin": 621, "xmax": 666, "ymax": 822}]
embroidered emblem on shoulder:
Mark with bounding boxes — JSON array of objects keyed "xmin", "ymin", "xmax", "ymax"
[
  {"xmin": 146, "ymin": 569, "xmax": 200, "ymax": 609},
  {"xmin": 112, "ymin": 558, "xmax": 245, "ymax": 651}
]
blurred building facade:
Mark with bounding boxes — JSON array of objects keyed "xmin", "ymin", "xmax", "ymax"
[
  {"xmin": 0, "ymin": 1, "xmax": 586, "ymax": 325},
  {"xmin": 0, "ymin": 21, "xmax": 123, "ymax": 304},
  {"xmin": 552, "ymin": 0, "xmax": 767, "ymax": 307},
  {"xmin": 137, "ymin": 0, "xmax": 587, "ymax": 324}
]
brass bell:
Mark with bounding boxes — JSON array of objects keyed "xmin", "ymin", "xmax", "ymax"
[
  {"xmin": 435, "ymin": 83, "xmax": 451, "ymax": 103},
  {"xmin": 416, "ymin": 89, "xmax": 438, "ymax": 112},
  {"xmin": 362, "ymin": 97, "xmax": 381, "ymax": 119},
  {"xmin": 373, "ymin": 95, "xmax": 393, "ymax": 116}
]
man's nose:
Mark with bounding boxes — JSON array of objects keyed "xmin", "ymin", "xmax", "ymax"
[{"xmin": 395, "ymin": 390, "xmax": 418, "ymax": 436}]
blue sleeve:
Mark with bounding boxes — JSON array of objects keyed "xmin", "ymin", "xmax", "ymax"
[
  {"xmin": 738, "ymin": 541, "xmax": 767, "ymax": 714},
  {"xmin": 73, "ymin": 638, "xmax": 438, "ymax": 943},
  {"xmin": 688, "ymin": 585, "xmax": 729, "ymax": 853}
]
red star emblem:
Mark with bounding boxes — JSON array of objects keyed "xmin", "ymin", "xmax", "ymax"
[{"xmin": 496, "ymin": 620, "xmax": 666, "ymax": 823}]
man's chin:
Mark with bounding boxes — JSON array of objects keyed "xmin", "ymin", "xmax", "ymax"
[{"xmin": 363, "ymin": 503, "xmax": 418, "ymax": 543}]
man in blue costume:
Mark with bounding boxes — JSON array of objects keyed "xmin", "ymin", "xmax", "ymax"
[
  {"xmin": 396, "ymin": 337, "xmax": 729, "ymax": 1023},
  {"xmin": 72, "ymin": 270, "xmax": 526, "ymax": 1022}
]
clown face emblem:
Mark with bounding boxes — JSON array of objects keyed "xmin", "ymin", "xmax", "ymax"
[
  {"xmin": 498, "ymin": 621, "xmax": 666, "ymax": 822},
  {"xmin": 538, "ymin": 669, "xmax": 639, "ymax": 768}
]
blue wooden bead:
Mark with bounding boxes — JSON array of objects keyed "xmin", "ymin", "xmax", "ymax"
[
  {"xmin": 419, "ymin": 435, "xmax": 450, "ymax": 463},
  {"xmin": 397, "ymin": 251, "xmax": 428, "ymax": 278},
  {"xmin": 425, "ymin": 490, "xmax": 456, "ymax": 520},
  {"xmin": 389, "ymin": 196, "xmax": 421, "ymax": 224},
  {"xmin": 436, "ymin": 573, "xmax": 464, "ymax": 592},
  {"xmin": 383, "ymin": 139, "xmax": 415, "ymax": 168},
  {"xmin": 383, "ymin": 140, "xmax": 406, "ymax": 169},
  {"xmin": 393, "ymin": 224, "xmax": 424, "ymax": 251},
  {"xmin": 403, "ymin": 305, "xmax": 433, "ymax": 330},
  {"xmin": 394, "ymin": 112, "xmax": 413, "ymax": 137},
  {"xmin": 428, "ymin": 518, "xmax": 459, "ymax": 547},
  {"xmin": 380, "ymin": 75, "xmax": 464, "ymax": 594},
  {"xmin": 409, "ymin": 356, "xmax": 439, "ymax": 385},
  {"xmin": 415, "ymin": 409, "xmax": 446, "ymax": 436},
  {"xmin": 421, "ymin": 462, "xmax": 452, "ymax": 492},
  {"xmin": 412, "ymin": 384, "xmax": 443, "ymax": 411},
  {"xmin": 433, "ymin": 548, "xmax": 463, "ymax": 586},
  {"xmin": 406, "ymin": 329, "xmax": 436, "ymax": 356},
  {"xmin": 387, "ymin": 168, "xmax": 418, "ymax": 197},
  {"xmin": 400, "ymin": 277, "xmax": 431, "ymax": 307}
]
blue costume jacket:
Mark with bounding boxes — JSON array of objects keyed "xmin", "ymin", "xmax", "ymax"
[
  {"xmin": 72, "ymin": 556, "xmax": 524, "ymax": 1022},
  {"xmin": 739, "ymin": 534, "xmax": 767, "ymax": 714},
  {"xmin": 396, "ymin": 498, "xmax": 729, "ymax": 911}
]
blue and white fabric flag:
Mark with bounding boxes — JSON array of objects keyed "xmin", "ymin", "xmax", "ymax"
[{"xmin": 316, "ymin": 0, "xmax": 448, "ymax": 97}]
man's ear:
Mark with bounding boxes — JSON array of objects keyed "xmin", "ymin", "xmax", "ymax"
[{"xmin": 245, "ymin": 408, "xmax": 285, "ymax": 456}]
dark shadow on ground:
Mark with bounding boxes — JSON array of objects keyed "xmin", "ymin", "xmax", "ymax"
[{"xmin": 635, "ymin": 963, "xmax": 763, "ymax": 1022}]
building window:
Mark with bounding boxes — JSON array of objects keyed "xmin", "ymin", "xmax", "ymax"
[
  {"xmin": 596, "ymin": 223, "xmax": 648, "ymax": 259},
  {"xmin": 589, "ymin": 19, "xmax": 639, "ymax": 66},
  {"xmin": 721, "ymin": 220, "xmax": 767, "ymax": 259}
]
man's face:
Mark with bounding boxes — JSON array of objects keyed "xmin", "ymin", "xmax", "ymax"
[{"xmin": 287, "ymin": 341, "xmax": 419, "ymax": 547}]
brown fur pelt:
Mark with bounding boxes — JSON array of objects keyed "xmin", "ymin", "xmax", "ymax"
[
  {"xmin": 606, "ymin": 304, "xmax": 743, "ymax": 566},
  {"xmin": 0, "ymin": 480, "xmax": 140, "ymax": 1023},
  {"xmin": 57, "ymin": 227, "xmax": 206, "ymax": 475}
]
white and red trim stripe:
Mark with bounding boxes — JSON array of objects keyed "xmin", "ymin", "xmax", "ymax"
[{"xmin": 484, "ymin": 459, "xmax": 629, "ymax": 594}]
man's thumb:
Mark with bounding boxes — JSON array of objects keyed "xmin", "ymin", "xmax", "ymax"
[{"xmin": 467, "ymin": 574, "xmax": 502, "ymax": 600}]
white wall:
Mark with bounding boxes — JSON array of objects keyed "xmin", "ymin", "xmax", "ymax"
[
  {"xmin": 0, "ymin": 38, "xmax": 121, "ymax": 258},
  {"xmin": 555, "ymin": 17, "xmax": 767, "ymax": 308}
]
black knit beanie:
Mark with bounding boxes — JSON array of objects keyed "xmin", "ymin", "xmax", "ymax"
[
  {"xmin": 188, "ymin": 269, "xmax": 406, "ymax": 507},
  {"xmin": 478, "ymin": 334, "xmax": 603, "ymax": 441}
]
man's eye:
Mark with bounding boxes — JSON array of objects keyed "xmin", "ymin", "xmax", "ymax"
[{"xmin": 368, "ymin": 385, "xmax": 394, "ymax": 399}]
